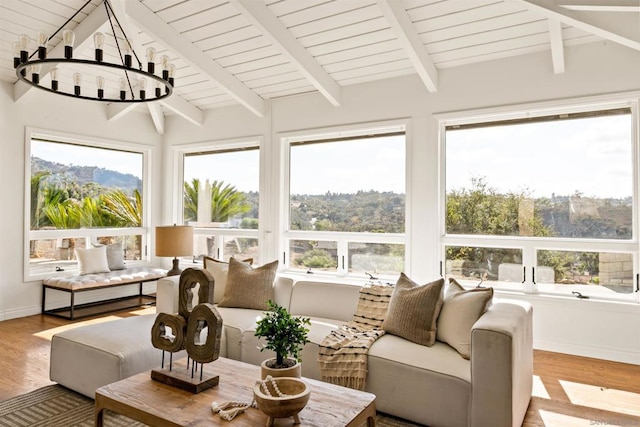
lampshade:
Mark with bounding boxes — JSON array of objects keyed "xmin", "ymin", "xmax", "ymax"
[{"xmin": 155, "ymin": 225, "xmax": 194, "ymax": 257}]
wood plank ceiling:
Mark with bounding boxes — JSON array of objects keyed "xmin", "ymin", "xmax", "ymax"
[{"xmin": 1, "ymin": 0, "xmax": 638, "ymax": 133}]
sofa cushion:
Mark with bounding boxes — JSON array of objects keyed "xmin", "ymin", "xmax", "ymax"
[
  {"xmin": 76, "ymin": 246, "xmax": 110, "ymax": 275},
  {"xmin": 203, "ymin": 256, "xmax": 253, "ymax": 304},
  {"xmin": 219, "ymin": 258, "xmax": 278, "ymax": 310},
  {"xmin": 437, "ymin": 278, "xmax": 493, "ymax": 359},
  {"xmin": 289, "ymin": 280, "xmax": 361, "ymax": 323},
  {"xmin": 366, "ymin": 334, "xmax": 471, "ymax": 427},
  {"xmin": 382, "ymin": 274, "xmax": 444, "ymax": 346}
]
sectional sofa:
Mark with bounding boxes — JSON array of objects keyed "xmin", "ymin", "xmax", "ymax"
[{"xmin": 50, "ymin": 272, "xmax": 533, "ymax": 427}]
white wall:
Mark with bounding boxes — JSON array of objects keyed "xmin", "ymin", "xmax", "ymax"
[
  {"xmin": 1, "ymin": 40, "xmax": 639, "ymax": 364},
  {"xmin": 0, "ymin": 82, "xmax": 163, "ymax": 319}
]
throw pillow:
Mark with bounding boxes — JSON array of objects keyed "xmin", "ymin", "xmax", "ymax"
[
  {"xmin": 76, "ymin": 246, "xmax": 110, "ymax": 275},
  {"xmin": 218, "ymin": 258, "xmax": 278, "ymax": 310},
  {"xmin": 436, "ymin": 278, "xmax": 493, "ymax": 359},
  {"xmin": 203, "ymin": 256, "xmax": 253, "ymax": 304},
  {"xmin": 382, "ymin": 274, "xmax": 444, "ymax": 347},
  {"xmin": 93, "ymin": 242, "xmax": 126, "ymax": 271}
]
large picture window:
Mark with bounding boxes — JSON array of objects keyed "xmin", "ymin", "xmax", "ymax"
[
  {"xmin": 182, "ymin": 146, "xmax": 260, "ymax": 263},
  {"xmin": 442, "ymin": 105, "xmax": 637, "ymax": 298},
  {"xmin": 284, "ymin": 126, "xmax": 406, "ymax": 277},
  {"xmin": 26, "ymin": 132, "xmax": 148, "ymax": 279}
]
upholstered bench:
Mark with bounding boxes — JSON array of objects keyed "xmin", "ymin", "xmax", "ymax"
[{"xmin": 42, "ymin": 266, "xmax": 166, "ymax": 320}]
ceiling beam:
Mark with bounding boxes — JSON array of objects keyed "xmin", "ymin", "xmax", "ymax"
[
  {"xmin": 14, "ymin": 3, "xmax": 108, "ymax": 102},
  {"xmin": 160, "ymin": 93, "xmax": 204, "ymax": 126},
  {"xmin": 557, "ymin": 0, "xmax": 640, "ymax": 12},
  {"xmin": 376, "ymin": 0, "xmax": 438, "ymax": 92},
  {"xmin": 147, "ymin": 103, "xmax": 165, "ymax": 134},
  {"xmin": 230, "ymin": 0, "xmax": 342, "ymax": 107},
  {"xmin": 107, "ymin": 103, "xmax": 137, "ymax": 121},
  {"xmin": 110, "ymin": 0, "xmax": 202, "ymax": 129},
  {"xmin": 517, "ymin": 0, "xmax": 640, "ymax": 51},
  {"xmin": 548, "ymin": 18, "xmax": 565, "ymax": 74},
  {"xmin": 125, "ymin": 0, "xmax": 266, "ymax": 117}
]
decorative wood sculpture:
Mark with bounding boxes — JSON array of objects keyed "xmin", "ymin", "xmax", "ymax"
[{"xmin": 151, "ymin": 268, "xmax": 223, "ymax": 393}]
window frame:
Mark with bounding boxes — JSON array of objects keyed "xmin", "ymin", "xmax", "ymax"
[
  {"xmin": 437, "ymin": 95, "xmax": 640, "ymax": 301},
  {"xmin": 24, "ymin": 127, "xmax": 152, "ymax": 281},
  {"xmin": 171, "ymin": 136, "xmax": 263, "ymax": 264},
  {"xmin": 278, "ymin": 119, "xmax": 411, "ymax": 279}
]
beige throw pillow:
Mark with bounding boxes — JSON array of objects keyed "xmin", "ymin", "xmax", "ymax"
[
  {"xmin": 218, "ymin": 258, "xmax": 278, "ymax": 310},
  {"xmin": 203, "ymin": 256, "xmax": 253, "ymax": 304},
  {"xmin": 437, "ymin": 278, "xmax": 493, "ymax": 359},
  {"xmin": 382, "ymin": 274, "xmax": 444, "ymax": 347}
]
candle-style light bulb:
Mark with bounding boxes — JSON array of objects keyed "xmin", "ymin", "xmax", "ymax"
[
  {"xmin": 31, "ymin": 63, "xmax": 42, "ymax": 85},
  {"xmin": 94, "ymin": 32, "xmax": 104, "ymax": 62},
  {"xmin": 123, "ymin": 38, "xmax": 132, "ymax": 67},
  {"xmin": 119, "ymin": 77, "xmax": 127, "ymax": 101},
  {"xmin": 139, "ymin": 77, "xmax": 147, "ymax": 100},
  {"xmin": 96, "ymin": 76, "xmax": 105, "ymax": 99},
  {"xmin": 12, "ymin": 42, "xmax": 20, "ymax": 68},
  {"xmin": 37, "ymin": 31, "xmax": 47, "ymax": 59},
  {"xmin": 63, "ymin": 29, "xmax": 75, "ymax": 59},
  {"xmin": 161, "ymin": 55, "xmax": 170, "ymax": 80},
  {"xmin": 146, "ymin": 47, "xmax": 156, "ymax": 74},
  {"xmin": 73, "ymin": 72, "xmax": 82, "ymax": 96},
  {"xmin": 168, "ymin": 63, "xmax": 176, "ymax": 89},
  {"xmin": 18, "ymin": 34, "xmax": 30, "ymax": 63},
  {"xmin": 155, "ymin": 80, "xmax": 161, "ymax": 98},
  {"xmin": 51, "ymin": 66, "xmax": 59, "ymax": 91}
]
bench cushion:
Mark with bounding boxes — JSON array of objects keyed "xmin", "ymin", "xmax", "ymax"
[
  {"xmin": 43, "ymin": 266, "xmax": 166, "ymax": 291},
  {"xmin": 50, "ymin": 315, "xmax": 183, "ymax": 398}
]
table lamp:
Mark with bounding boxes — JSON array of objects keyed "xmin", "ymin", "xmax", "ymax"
[{"xmin": 155, "ymin": 225, "xmax": 194, "ymax": 276}]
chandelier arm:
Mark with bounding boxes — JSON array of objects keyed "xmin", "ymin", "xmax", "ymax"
[
  {"xmin": 28, "ymin": 0, "xmax": 94, "ymax": 61},
  {"xmin": 103, "ymin": 0, "xmax": 135, "ymax": 98},
  {"xmin": 104, "ymin": 0, "xmax": 144, "ymax": 70}
]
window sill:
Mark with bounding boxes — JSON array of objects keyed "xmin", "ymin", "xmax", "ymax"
[{"xmin": 454, "ymin": 278, "xmax": 640, "ymax": 305}]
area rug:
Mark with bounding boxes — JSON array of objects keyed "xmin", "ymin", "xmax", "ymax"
[{"xmin": 0, "ymin": 384, "xmax": 422, "ymax": 427}]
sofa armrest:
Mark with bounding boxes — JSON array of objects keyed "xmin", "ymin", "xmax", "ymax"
[
  {"xmin": 470, "ymin": 300, "xmax": 533, "ymax": 427},
  {"xmin": 157, "ymin": 275, "xmax": 180, "ymax": 314}
]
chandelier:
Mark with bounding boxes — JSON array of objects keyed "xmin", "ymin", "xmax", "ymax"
[{"xmin": 13, "ymin": 0, "xmax": 174, "ymax": 103}]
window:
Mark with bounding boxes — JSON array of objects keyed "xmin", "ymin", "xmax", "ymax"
[
  {"xmin": 26, "ymin": 131, "xmax": 148, "ymax": 279},
  {"xmin": 442, "ymin": 104, "xmax": 637, "ymax": 298},
  {"xmin": 182, "ymin": 146, "xmax": 260, "ymax": 263},
  {"xmin": 284, "ymin": 126, "xmax": 407, "ymax": 278}
]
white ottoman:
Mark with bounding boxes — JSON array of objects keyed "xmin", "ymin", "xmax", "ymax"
[{"xmin": 50, "ymin": 314, "xmax": 183, "ymax": 398}]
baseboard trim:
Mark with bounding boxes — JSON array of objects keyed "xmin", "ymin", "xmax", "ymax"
[{"xmin": 534, "ymin": 339, "xmax": 640, "ymax": 365}]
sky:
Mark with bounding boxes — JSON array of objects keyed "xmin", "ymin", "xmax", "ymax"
[
  {"xmin": 31, "ymin": 114, "xmax": 631, "ymax": 199},
  {"xmin": 31, "ymin": 140, "xmax": 143, "ymax": 178},
  {"xmin": 184, "ymin": 149, "xmax": 260, "ymax": 192},
  {"xmin": 446, "ymin": 114, "xmax": 632, "ymax": 199},
  {"xmin": 289, "ymin": 135, "xmax": 405, "ymax": 194}
]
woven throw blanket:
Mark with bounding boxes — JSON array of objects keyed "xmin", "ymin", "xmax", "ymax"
[{"xmin": 318, "ymin": 284, "xmax": 393, "ymax": 390}]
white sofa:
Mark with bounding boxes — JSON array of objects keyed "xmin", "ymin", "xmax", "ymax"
[{"xmin": 51, "ymin": 273, "xmax": 533, "ymax": 427}]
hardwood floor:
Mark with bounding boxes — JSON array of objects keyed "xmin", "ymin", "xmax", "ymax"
[{"xmin": 1, "ymin": 308, "xmax": 639, "ymax": 426}]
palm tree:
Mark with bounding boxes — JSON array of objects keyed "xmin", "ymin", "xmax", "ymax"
[
  {"xmin": 183, "ymin": 179, "xmax": 250, "ymax": 223},
  {"xmin": 210, "ymin": 180, "xmax": 251, "ymax": 222},
  {"xmin": 184, "ymin": 178, "xmax": 200, "ymax": 223},
  {"xmin": 102, "ymin": 189, "xmax": 142, "ymax": 227}
]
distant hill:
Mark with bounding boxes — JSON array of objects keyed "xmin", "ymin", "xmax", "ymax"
[{"xmin": 31, "ymin": 156, "xmax": 142, "ymax": 192}]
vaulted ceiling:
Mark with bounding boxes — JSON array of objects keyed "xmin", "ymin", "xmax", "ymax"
[{"xmin": 1, "ymin": 0, "xmax": 639, "ymax": 134}]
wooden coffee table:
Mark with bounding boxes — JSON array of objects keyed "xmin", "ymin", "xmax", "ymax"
[{"xmin": 95, "ymin": 357, "xmax": 376, "ymax": 427}]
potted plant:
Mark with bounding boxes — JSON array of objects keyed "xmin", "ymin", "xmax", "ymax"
[{"xmin": 255, "ymin": 300, "xmax": 311, "ymax": 379}]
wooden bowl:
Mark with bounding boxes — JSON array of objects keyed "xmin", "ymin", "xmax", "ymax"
[{"xmin": 253, "ymin": 377, "xmax": 310, "ymax": 426}]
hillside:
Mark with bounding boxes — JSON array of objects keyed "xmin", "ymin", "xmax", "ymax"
[{"xmin": 31, "ymin": 156, "xmax": 142, "ymax": 192}]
